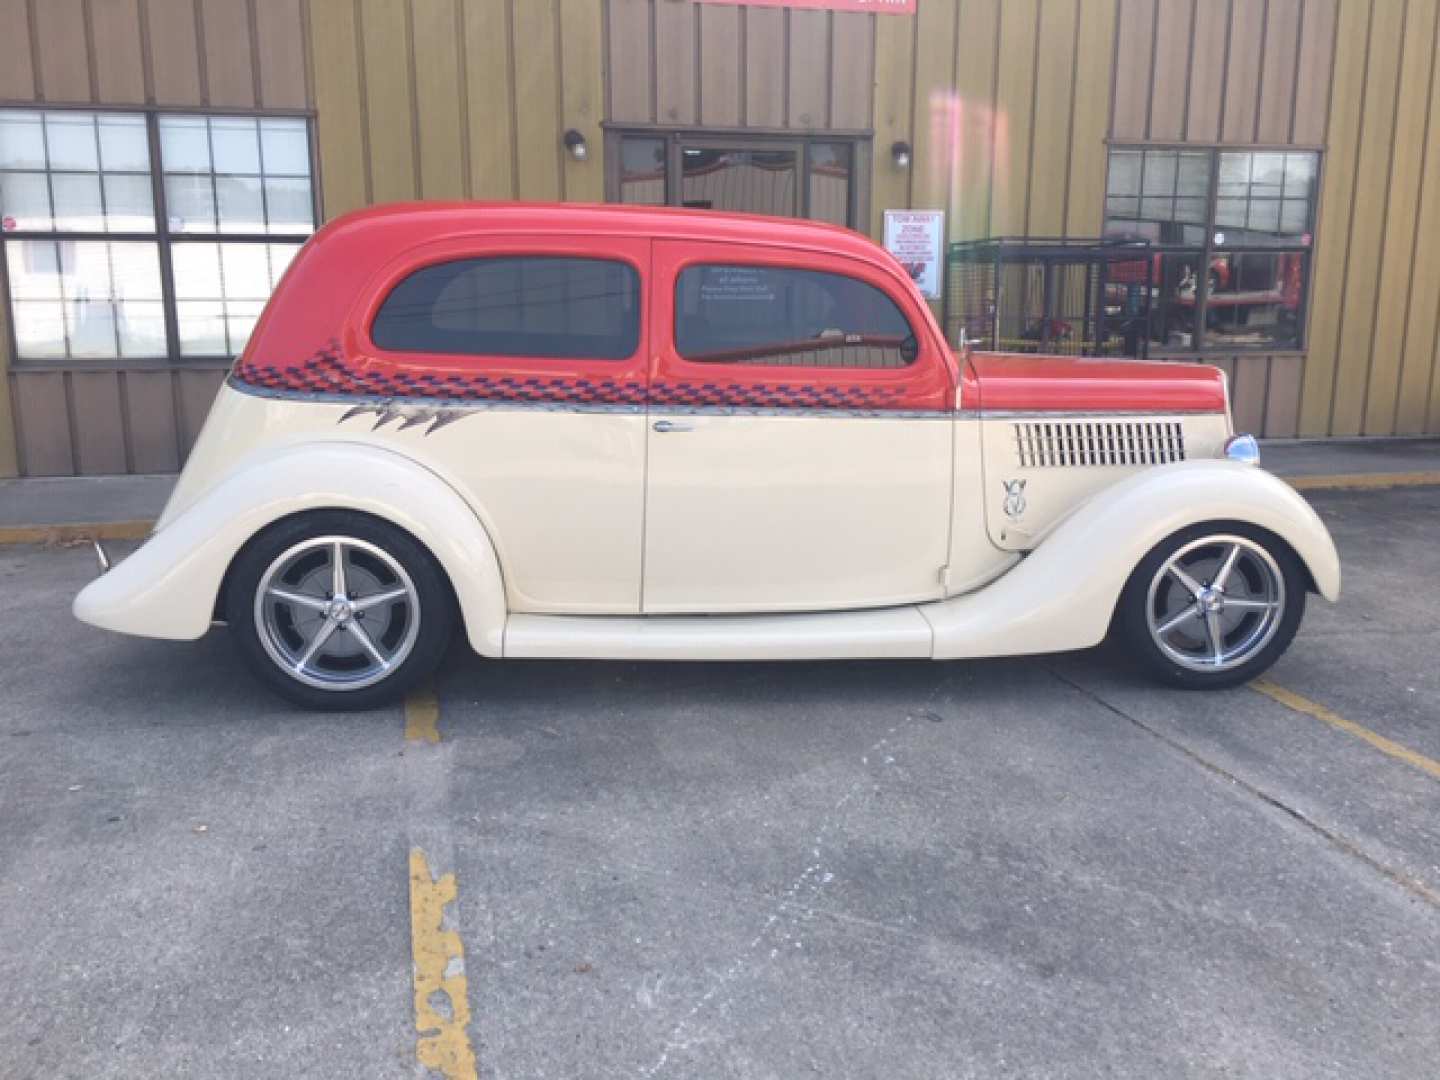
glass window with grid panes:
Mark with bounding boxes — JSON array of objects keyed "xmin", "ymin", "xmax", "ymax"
[
  {"xmin": 1103, "ymin": 147, "xmax": 1316, "ymax": 353},
  {"xmin": 0, "ymin": 108, "xmax": 314, "ymax": 363}
]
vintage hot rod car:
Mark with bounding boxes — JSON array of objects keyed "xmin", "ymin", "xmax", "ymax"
[{"xmin": 74, "ymin": 203, "xmax": 1339, "ymax": 709}]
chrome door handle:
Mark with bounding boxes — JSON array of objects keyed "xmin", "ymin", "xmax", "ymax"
[{"xmin": 652, "ymin": 419, "xmax": 695, "ymax": 433}]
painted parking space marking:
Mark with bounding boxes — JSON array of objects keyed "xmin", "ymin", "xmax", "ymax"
[
  {"xmin": 1251, "ymin": 678, "xmax": 1440, "ymax": 782},
  {"xmin": 409, "ymin": 848, "xmax": 478, "ymax": 1080},
  {"xmin": 405, "ymin": 686, "xmax": 441, "ymax": 743}
]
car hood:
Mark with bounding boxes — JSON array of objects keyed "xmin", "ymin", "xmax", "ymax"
[{"xmin": 965, "ymin": 352, "xmax": 1228, "ymax": 415}]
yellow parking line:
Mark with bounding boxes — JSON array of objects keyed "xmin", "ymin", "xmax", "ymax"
[
  {"xmin": 1286, "ymin": 471, "xmax": 1440, "ymax": 492},
  {"xmin": 1251, "ymin": 678, "xmax": 1440, "ymax": 782},
  {"xmin": 0, "ymin": 521, "xmax": 154, "ymax": 545},
  {"xmin": 409, "ymin": 848, "xmax": 478, "ymax": 1080},
  {"xmin": 405, "ymin": 686, "xmax": 441, "ymax": 743}
]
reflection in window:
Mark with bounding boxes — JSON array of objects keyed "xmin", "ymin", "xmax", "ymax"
[
  {"xmin": 1105, "ymin": 147, "xmax": 1317, "ymax": 352},
  {"xmin": 807, "ymin": 144, "xmax": 852, "ymax": 227},
  {"xmin": 681, "ymin": 149, "xmax": 799, "ymax": 217},
  {"xmin": 0, "ymin": 111, "xmax": 153, "ymax": 233},
  {"xmin": 675, "ymin": 265, "xmax": 916, "ymax": 369},
  {"xmin": 160, "ymin": 115, "xmax": 313, "ymax": 235},
  {"xmin": 5, "ymin": 239, "xmax": 164, "ymax": 358},
  {"xmin": 619, "ymin": 138, "xmax": 665, "ymax": 205},
  {"xmin": 372, "ymin": 257, "xmax": 640, "ymax": 360},
  {"xmin": 172, "ymin": 241, "xmax": 301, "ymax": 356}
]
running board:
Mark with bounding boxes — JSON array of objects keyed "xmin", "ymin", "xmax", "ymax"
[{"xmin": 502, "ymin": 607, "xmax": 933, "ymax": 661}]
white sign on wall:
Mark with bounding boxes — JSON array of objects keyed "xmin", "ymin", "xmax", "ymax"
[{"xmin": 883, "ymin": 210, "xmax": 945, "ymax": 301}]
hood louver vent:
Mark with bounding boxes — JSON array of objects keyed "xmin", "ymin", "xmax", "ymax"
[{"xmin": 1013, "ymin": 420, "xmax": 1187, "ymax": 468}]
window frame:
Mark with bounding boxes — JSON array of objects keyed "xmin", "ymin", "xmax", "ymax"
[
  {"xmin": 0, "ymin": 101, "xmax": 318, "ymax": 371},
  {"xmin": 1103, "ymin": 141, "xmax": 1321, "ymax": 357},
  {"xmin": 603, "ymin": 126, "xmax": 872, "ymax": 231}
]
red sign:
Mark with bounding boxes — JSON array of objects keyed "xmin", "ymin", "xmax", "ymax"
[{"xmin": 696, "ymin": 0, "xmax": 917, "ymax": 14}]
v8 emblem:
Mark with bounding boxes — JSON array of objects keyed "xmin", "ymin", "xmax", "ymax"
[{"xmin": 1002, "ymin": 478, "xmax": 1027, "ymax": 520}]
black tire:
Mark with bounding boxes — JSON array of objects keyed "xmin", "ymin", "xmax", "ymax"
[
  {"xmin": 1116, "ymin": 521, "xmax": 1307, "ymax": 690},
  {"xmin": 225, "ymin": 510, "xmax": 455, "ymax": 710}
]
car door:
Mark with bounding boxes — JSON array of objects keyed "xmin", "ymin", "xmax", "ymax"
[
  {"xmin": 358, "ymin": 234, "xmax": 651, "ymax": 614},
  {"xmin": 642, "ymin": 240, "xmax": 955, "ymax": 614}
]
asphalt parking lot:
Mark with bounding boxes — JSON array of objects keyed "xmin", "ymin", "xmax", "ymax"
[{"xmin": 3, "ymin": 485, "xmax": 1439, "ymax": 1080}]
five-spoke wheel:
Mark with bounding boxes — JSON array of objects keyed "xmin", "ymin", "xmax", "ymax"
[
  {"xmin": 227, "ymin": 512, "xmax": 454, "ymax": 709},
  {"xmin": 1118, "ymin": 523, "xmax": 1305, "ymax": 689}
]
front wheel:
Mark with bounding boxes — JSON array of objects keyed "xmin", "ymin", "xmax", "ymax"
[
  {"xmin": 1116, "ymin": 523, "xmax": 1306, "ymax": 690},
  {"xmin": 226, "ymin": 511, "xmax": 455, "ymax": 710}
]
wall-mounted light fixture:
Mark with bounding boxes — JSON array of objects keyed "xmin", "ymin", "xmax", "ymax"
[
  {"xmin": 890, "ymin": 140, "xmax": 912, "ymax": 169},
  {"xmin": 563, "ymin": 129, "xmax": 588, "ymax": 161}
]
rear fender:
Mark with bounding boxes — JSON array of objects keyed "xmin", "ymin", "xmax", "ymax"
[
  {"xmin": 922, "ymin": 460, "xmax": 1340, "ymax": 659},
  {"xmin": 72, "ymin": 443, "xmax": 508, "ymax": 656}
]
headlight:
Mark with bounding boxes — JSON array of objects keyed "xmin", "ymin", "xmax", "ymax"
[{"xmin": 1224, "ymin": 434, "xmax": 1260, "ymax": 466}]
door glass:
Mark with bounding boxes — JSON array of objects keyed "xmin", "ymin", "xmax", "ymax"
[
  {"xmin": 681, "ymin": 148, "xmax": 798, "ymax": 217},
  {"xmin": 619, "ymin": 137, "xmax": 666, "ymax": 205}
]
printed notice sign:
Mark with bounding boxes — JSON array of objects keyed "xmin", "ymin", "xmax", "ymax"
[{"xmin": 883, "ymin": 210, "xmax": 945, "ymax": 301}]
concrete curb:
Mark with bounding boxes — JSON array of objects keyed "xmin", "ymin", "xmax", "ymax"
[
  {"xmin": 0, "ymin": 521, "xmax": 154, "ymax": 545},
  {"xmin": 1285, "ymin": 471, "xmax": 1440, "ymax": 492}
]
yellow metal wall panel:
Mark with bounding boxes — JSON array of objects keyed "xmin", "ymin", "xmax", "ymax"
[
  {"xmin": 1149, "ymin": 0, "xmax": 1192, "ymax": 141},
  {"xmin": 1221, "ymin": 0, "xmax": 1264, "ymax": 143},
  {"xmin": 0, "ymin": 0, "xmax": 36, "ymax": 100},
  {"xmin": 145, "ymin": 0, "xmax": 204, "ymax": 105},
  {"xmin": 656, "ymin": 0, "xmax": 697, "ymax": 125},
  {"xmin": 255, "ymin": 0, "xmax": 310, "ymax": 109},
  {"xmin": 787, "ymin": 9, "xmax": 828, "ymax": 128},
  {"xmin": 869, "ymin": 6, "xmax": 914, "ymax": 238},
  {"xmin": 0, "ymin": 258, "xmax": 17, "ymax": 476},
  {"xmin": 560, "ymin": 0, "xmax": 606, "ymax": 203},
  {"xmin": 1300, "ymin": 0, "xmax": 1370, "ymax": 435},
  {"xmin": 1111, "ymin": 0, "xmax": 1154, "ymax": 140},
  {"xmin": 1396, "ymin": 2, "xmax": 1440, "ymax": 433},
  {"xmin": 1364, "ymin": 0, "xmax": 1436, "ymax": 433},
  {"xmin": 11, "ymin": 374, "xmax": 75, "ymax": 477},
  {"xmin": 745, "ymin": 7, "xmax": 786, "ymax": 128},
  {"xmin": 308, "ymin": 0, "xmax": 368, "ymax": 217},
  {"xmin": 123, "ymin": 373, "xmax": 182, "ymax": 474},
  {"xmin": 698, "ymin": 4, "xmax": 743, "ymax": 127},
  {"xmin": 1328, "ymin": 0, "xmax": 1404, "ymax": 435},
  {"xmin": 358, "ymin": 0, "xmax": 417, "ymax": 203},
  {"xmin": 1066, "ymin": 0, "xmax": 1117, "ymax": 236},
  {"xmin": 1027, "ymin": 0, "xmax": 1080, "ymax": 236},
  {"xmin": 1293, "ymin": 0, "xmax": 1339, "ymax": 144},
  {"xmin": 1264, "ymin": 354, "xmax": 1303, "ymax": 437},
  {"xmin": 1256, "ymin": 0, "xmax": 1303, "ymax": 143},
  {"xmin": 1185, "ymin": 0, "xmax": 1228, "ymax": 142},
  {"xmin": 71, "ymin": 373, "xmax": 129, "ymax": 475},
  {"xmin": 463, "ymin": 0, "xmax": 517, "ymax": 199},
  {"xmin": 950, "ymin": 0, "xmax": 1000, "ymax": 242},
  {"xmin": 989, "ymin": 0, "xmax": 1039, "ymax": 236},
  {"xmin": 90, "ymin": 0, "xmax": 147, "ymax": 104},
  {"xmin": 201, "ymin": 0, "xmax": 258, "ymax": 107},
  {"xmin": 607, "ymin": 0, "xmax": 653, "ymax": 123},
  {"xmin": 412, "ymin": 0, "xmax": 466, "ymax": 200},
  {"xmin": 34, "ymin": 0, "xmax": 92, "ymax": 103},
  {"xmin": 908, "ymin": 0, "xmax": 960, "ymax": 220},
  {"xmin": 830, "ymin": 12, "xmax": 872, "ymax": 130},
  {"xmin": 511, "ymin": 0, "xmax": 562, "ymax": 202}
]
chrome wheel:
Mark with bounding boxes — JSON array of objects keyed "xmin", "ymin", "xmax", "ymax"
[
  {"xmin": 1145, "ymin": 534, "xmax": 1285, "ymax": 673},
  {"xmin": 254, "ymin": 536, "xmax": 421, "ymax": 691}
]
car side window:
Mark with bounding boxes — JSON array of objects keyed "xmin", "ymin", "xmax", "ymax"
[
  {"xmin": 674, "ymin": 264, "xmax": 917, "ymax": 368},
  {"xmin": 372, "ymin": 256, "xmax": 640, "ymax": 359}
]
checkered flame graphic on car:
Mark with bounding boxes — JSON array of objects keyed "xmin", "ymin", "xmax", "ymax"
[{"xmin": 231, "ymin": 339, "xmax": 916, "ymax": 433}]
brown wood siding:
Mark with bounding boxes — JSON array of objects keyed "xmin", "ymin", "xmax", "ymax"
[{"xmin": 0, "ymin": 0, "xmax": 318, "ymax": 476}]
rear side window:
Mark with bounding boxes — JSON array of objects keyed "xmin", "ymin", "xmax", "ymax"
[
  {"xmin": 675, "ymin": 264, "xmax": 917, "ymax": 368},
  {"xmin": 372, "ymin": 256, "xmax": 640, "ymax": 359}
]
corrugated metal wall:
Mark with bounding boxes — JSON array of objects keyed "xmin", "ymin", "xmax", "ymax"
[
  {"xmin": 3, "ymin": 0, "xmax": 1438, "ymax": 478},
  {"xmin": 0, "ymin": 0, "xmax": 312, "ymax": 477},
  {"xmin": 1108, "ymin": 0, "xmax": 1341, "ymax": 436}
]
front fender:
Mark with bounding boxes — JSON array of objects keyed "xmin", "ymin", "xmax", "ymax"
[
  {"xmin": 73, "ymin": 442, "xmax": 508, "ymax": 656},
  {"xmin": 922, "ymin": 460, "xmax": 1340, "ymax": 659}
]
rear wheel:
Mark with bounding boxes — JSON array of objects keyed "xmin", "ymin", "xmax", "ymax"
[
  {"xmin": 226, "ymin": 512, "xmax": 454, "ymax": 710},
  {"xmin": 1117, "ymin": 523, "xmax": 1306, "ymax": 690}
]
